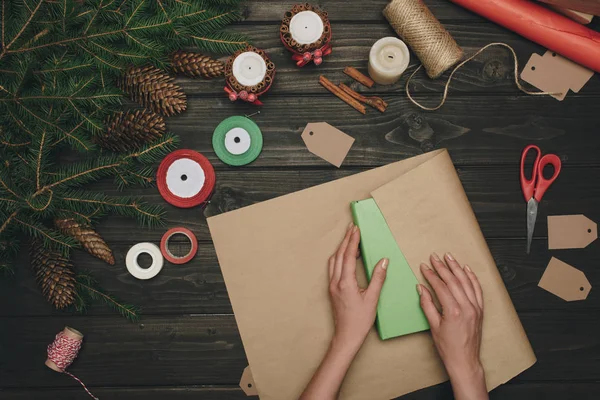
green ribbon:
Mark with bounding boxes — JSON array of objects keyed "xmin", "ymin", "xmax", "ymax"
[{"xmin": 212, "ymin": 116, "xmax": 263, "ymax": 166}]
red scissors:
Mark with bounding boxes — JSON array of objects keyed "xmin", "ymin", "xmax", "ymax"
[{"xmin": 520, "ymin": 145, "xmax": 562, "ymax": 254}]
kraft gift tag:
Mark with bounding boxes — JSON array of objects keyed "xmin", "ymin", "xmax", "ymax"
[
  {"xmin": 521, "ymin": 50, "xmax": 594, "ymax": 100},
  {"xmin": 301, "ymin": 122, "xmax": 354, "ymax": 167},
  {"xmin": 239, "ymin": 365, "xmax": 258, "ymax": 396},
  {"xmin": 548, "ymin": 215, "xmax": 597, "ymax": 249},
  {"xmin": 538, "ymin": 257, "xmax": 591, "ymax": 301}
]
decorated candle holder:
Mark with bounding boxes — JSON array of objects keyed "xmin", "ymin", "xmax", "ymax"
[
  {"xmin": 280, "ymin": 3, "xmax": 332, "ymax": 67},
  {"xmin": 224, "ymin": 45, "xmax": 276, "ymax": 105}
]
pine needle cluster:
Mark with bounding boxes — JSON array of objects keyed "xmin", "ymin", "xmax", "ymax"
[{"xmin": 0, "ymin": 0, "xmax": 247, "ymax": 319}]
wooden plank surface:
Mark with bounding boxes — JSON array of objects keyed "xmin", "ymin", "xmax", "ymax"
[
  {"xmin": 2, "ymin": 0, "xmax": 600, "ymax": 398},
  {"xmin": 1, "ymin": 311, "xmax": 599, "ymax": 389}
]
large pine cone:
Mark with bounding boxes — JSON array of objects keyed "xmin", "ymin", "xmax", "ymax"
[
  {"xmin": 119, "ymin": 66, "xmax": 187, "ymax": 116},
  {"xmin": 30, "ymin": 241, "xmax": 76, "ymax": 310},
  {"xmin": 171, "ymin": 51, "xmax": 224, "ymax": 78},
  {"xmin": 98, "ymin": 109, "xmax": 165, "ymax": 152},
  {"xmin": 55, "ymin": 218, "xmax": 115, "ymax": 265}
]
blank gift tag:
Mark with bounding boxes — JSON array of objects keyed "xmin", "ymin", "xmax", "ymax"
[
  {"xmin": 301, "ymin": 122, "xmax": 354, "ymax": 167},
  {"xmin": 239, "ymin": 365, "xmax": 258, "ymax": 396},
  {"xmin": 521, "ymin": 51, "xmax": 594, "ymax": 101},
  {"xmin": 548, "ymin": 215, "xmax": 598, "ymax": 249},
  {"xmin": 538, "ymin": 257, "xmax": 591, "ymax": 301}
]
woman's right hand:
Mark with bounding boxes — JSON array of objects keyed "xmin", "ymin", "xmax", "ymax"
[{"xmin": 417, "ymin": 252, "xmax": 488, "ymax": 400}]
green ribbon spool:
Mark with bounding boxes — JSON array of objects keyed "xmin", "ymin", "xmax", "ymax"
[{"xmin": 212, "ymin": 116, "xmax": 263, "ymax": 166}]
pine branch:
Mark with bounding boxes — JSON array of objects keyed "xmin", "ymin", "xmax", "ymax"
[
  {"xmin": 76, "ymin": 273, "xmax": 140, "ymax": 322},
  {"xmin": 13, "ymin": 215, "xmax": 77, "ymax": 255}
]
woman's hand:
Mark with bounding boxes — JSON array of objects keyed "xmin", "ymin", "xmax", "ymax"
[
  {"xmin": 300, "ymin": 223, "xmax": 388, "ymax": 400},
  {"xmin": 329, "ymin": 223, "xmax": 388, "ymax": 352},
  {"xmin": 418, "ymin": 253, "xmax": 488, "ymax": 400}
]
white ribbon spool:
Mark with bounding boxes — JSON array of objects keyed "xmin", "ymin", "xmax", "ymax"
[
  {"xmin": 165, "ymin": 158, "xmax": 205, "ymax": 199},
  {"xmin": 368, "ymin": 37, "xmax": 410, "ymax": 85},
  {"xmin": 126, "ymin": 243, "xmax": 164, "ymax": 280},
  {"xmin": 232, "ymin": 51, "xmax": 267, "ymax": 87},
  {"xmin": 224, "ymin": 127, "xmax": 252, "ymax": 155},
  {"xmin": 289, "ymin": 11, "xmax": 324, "ymax": 45}
]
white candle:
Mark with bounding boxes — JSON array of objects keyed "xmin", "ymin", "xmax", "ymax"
[
  {"xmin": 289, "ymin": 11, "xmax": 324, "ymax": 45},
  {"xmin": 232, "ymin": 51, "xmax": 267, "ymax": 87},
  {"xmin": 368, "ymin": 37, "xmax": 410, "ymax": 85}
]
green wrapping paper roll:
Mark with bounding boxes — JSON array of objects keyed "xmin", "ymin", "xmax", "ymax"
[{"xmin": 212, "ymin": 116, "xmax": 263, "ymax": 166}]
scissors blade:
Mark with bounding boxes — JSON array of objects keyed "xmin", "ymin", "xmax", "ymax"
[{"xmin": 526, "ymin": 198, "xmax": 538, "ymax": 254}]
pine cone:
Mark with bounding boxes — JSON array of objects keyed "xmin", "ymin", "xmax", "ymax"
[
  {"xmin": 30, "ymin": 241, "xmax": 76, "ymax": 310},
  {"xmin": 55, "ymin": 218, "xmax": 115, "ymax": 265},
  {"xmin": 171, "ymin": 51, "xmax": 224, "ymax": 78},
  {"xmin": 98, "ymin": 109, "xmax": 165, "ymax": 152},
  {"xmin": 119, "ymin": 65, "xmax": 187, "ymax": 116}
]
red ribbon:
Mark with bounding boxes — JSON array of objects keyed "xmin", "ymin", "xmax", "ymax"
[
  {"xmin": 224, "ymin": 86, "xmax": 263, "ymax": 106},
  {"xmin": 291, "ymin": 43, "xmax": 332, "ymax": 67}
]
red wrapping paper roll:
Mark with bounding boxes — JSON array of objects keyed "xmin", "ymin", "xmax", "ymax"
[{"xmin": 448, "ymin": 0, "xmax": 600, "ymax": 73}]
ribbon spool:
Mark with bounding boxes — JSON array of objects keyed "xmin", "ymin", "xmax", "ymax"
[
  {"xmin": 212, "ymin": 116, "xmax": 263, "ymax": 166},
  {"xmin": 160, "ymin": 227, "xmax": 198, "ymax": 264},
  {"xmin": 280, "ymin": 4, "xmax": 332, "ymax": 67},
  {"xmin": 224, "ymin": 45, "xmax": 275, "ymax": 105},
  {"xmin": 157, "ymin": 149, "xmax": 215, "ymax": 208},
  {"xmin": 126, "ymin": 242, "xmax": 164, "ymax": 280},
  {"xmin": 46, "ymin": 327, "xmax": 99, "ymax": 400}
]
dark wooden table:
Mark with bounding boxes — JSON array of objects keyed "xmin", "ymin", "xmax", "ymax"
[{"xmin": 2, "ymin": 1, "xmax": 600, "ymax": 399}]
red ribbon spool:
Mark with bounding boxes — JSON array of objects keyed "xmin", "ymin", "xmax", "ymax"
[
  {"xmin": 157, "ymin": 149, "xmax": 215, "ymax": 208},
  {"xmin": 160, "ymin": 227, "xmax": 198, "ymax": 264}
]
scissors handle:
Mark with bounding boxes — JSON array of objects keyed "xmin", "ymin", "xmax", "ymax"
[
  {"xmin": 533, "ymin": 154, "xmax": 561, "ymax": 202},
  {"xmin": 520, "ymin": 145, "xmax": 541, "ymax": 202}
]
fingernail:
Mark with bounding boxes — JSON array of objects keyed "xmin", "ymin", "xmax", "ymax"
[
  {"xmin": 347, "ymin": 222, "xmax": 354, "ymax": 231},
  {"xmin": 381, "ymin": 258, "xmax": 389, "ymax": 270},
  {"xmin": 352, "ymin": 225, "xmax": 358, "ymax": 234},
  {"xmin": 464, "ymin": 265, "xmax": 472, "ymax": 273},
  {"xmin": 445, "ymin": 252, "xmax": 454, "ymax": 261},
  {"xmin": 432, "ymin": 252, "xmax": 441, "ymax": 261},
  {"xmin": 416, "ymin": 284, "xmax": 422, "ymax": 295},
  {"xmin": 420, "ymin": 263, "xmax": 430, "ymax": 271}
]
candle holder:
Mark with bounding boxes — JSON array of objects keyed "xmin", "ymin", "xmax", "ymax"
[
  {"xmin": 224, "ymin": 45, "xmax": 276, "ymax": 105},
  {"xmin": 280, "ymin": 3, "xmax": 332, "ymax": 67}
]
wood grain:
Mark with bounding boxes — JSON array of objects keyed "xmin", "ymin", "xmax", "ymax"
[
  {"xmin": 1, "ymin": 312, "xmax": 599, "ymax": 388},
  {"xmin": 1, "ymin": 237, "xmax": 598, "ymax": 317},
  {"xmin": 174, "ymin": 24, "xmax": 600, "ymax": 96},
  {"xmin": 2, "ymin": 383, "xmax": 599, "ymax": 400}
]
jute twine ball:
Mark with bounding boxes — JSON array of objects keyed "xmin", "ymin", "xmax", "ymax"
[{"xmin": 383, "ymin": 0, "xmax": 463, "ymax": 79}]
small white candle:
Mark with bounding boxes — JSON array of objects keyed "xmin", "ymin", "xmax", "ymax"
[
  {"xmin": 368, "ymin": 37, "xmax": 410, "ymax": 85},
  {"xmin": 289, "ymin": 11, "xmax": 324, "ymax": 45},
  {"xmin": 232, "ymin": 51, "xmax": 267, "ymax": 87}
]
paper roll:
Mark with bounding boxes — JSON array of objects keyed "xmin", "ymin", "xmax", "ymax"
[
  {"xmin": 449, "ymin": 0, "xmax": 600, "ymax": 73},
  {"xmin": 368, "ymin": 37, "xmax": 410, "ymax": 85}
]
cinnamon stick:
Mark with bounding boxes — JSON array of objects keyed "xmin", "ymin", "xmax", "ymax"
[
  {"xmin": 344, "ymin": 66, "xmax": 375, "ymax": 88},
  {"xmin": 338, "ymin": 83, "xmax": 388, "ymax": 113},
  {"xmin": 319, "ymin": 75, "xmax": 366, "ymax": 115}
]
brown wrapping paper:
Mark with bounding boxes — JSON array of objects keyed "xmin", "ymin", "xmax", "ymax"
[{"xmin": 208, "ymin": 150, "xmax": 535, "ymax": 400}]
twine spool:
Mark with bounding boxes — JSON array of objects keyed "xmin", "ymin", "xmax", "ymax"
[
  {"xmin": 383, "ymin": 0, "xmax": 463, "ymax": 79},
  {"xmin": 46, "ymin": 327, "xmax": 99, "ymax": 400}
]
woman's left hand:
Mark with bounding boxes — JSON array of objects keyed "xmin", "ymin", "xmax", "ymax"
[{"xmin": 328, "ymin": 223, "xmax": 388, "ymax": 352}]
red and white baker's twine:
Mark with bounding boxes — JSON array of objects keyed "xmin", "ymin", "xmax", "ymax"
[{"xmin": 47, "ymin": 331, "xmax": 99, "ymax": 400}]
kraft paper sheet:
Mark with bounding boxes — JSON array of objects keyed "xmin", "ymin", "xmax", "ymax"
[{"xmin": 208, "ymin": 149, "xmax": 536, "ymax": 400}]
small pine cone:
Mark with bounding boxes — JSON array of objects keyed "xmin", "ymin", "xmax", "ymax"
[
  {"xmin": 55, "ymin": 218, "xmax": 115, "ymax": 265},
  {"xmin": 171, "ymin": 51, "xmax": 224, "ymax": 79},
  {"xmin": 98, "ymin": 109, "xmax": 165, "ymax": 152},
  {"xmin": 30, "ymin": 241, "xmax": 76, "ymax": 310},
  {"xmin": 119, "ymin": 65, "xmax": 187, "ymax": 117}
]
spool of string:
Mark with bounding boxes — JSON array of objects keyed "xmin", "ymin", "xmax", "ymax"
[
  {"xmin": 46, "ymin": 327, "xmax": 99, "ymax": 400},
  {"xmin": 383, "ymin": 0, "xmax": 463, "ymax": 79}
]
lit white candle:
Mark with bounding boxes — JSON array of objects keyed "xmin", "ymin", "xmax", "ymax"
[
  {"xmin": 368, "ymin": 37, "xmax": 410, "ymax": 85},
  {"xmin": 289, "ymin": 11, "xmax": 324, "ymax": 45},
  {"xmin": 232, "ymin": 51, "xmax": 267, "ymax": 87}
]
